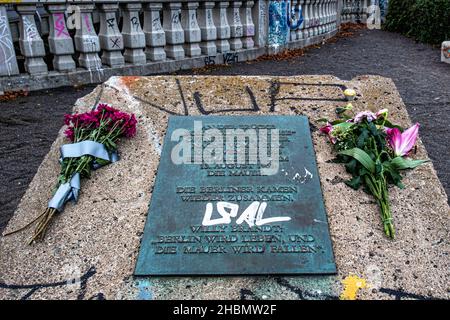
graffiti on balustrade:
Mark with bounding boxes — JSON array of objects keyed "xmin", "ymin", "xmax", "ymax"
[
  {"xmin": 83, "ymin": 13, "xmax": 92, "ymax": 33},
  {"xmin": 443, "ymin": 45, "xmax": 450, "ymax": 60},
  {"xmin": 106, "ymin": 18, "xmax": 115, "ymax": 29},
  {"xmin": 131, "ymin": 16, "xmax": 140, "ymax": 31},
  {"xmin": 110, "ymin": 37, "xmax": 121, "ymax": 49},
  {"xmin": 54, "ymin": 13, "xmax": 70, "ymax": 38},
  {"xmin": 268, "ymin": 0, "xmax": 303, "ymax": 48},
  {"xmin": 0, "ymin": 8, "xmax": 19, "ymax": 76},
  {"xmin": 378, "ymin": 0, "xmax": 389, "ymax": 20},
  {"xmin": 23, "ymin": 17, "xmax": 38, "ymax": 39},
  {"xmin": 204, "ymin": 52, "xmax": 239, "ymax": 66},
  {"xmin": 258, "ymin": 0, "xmax": 268, "ymax": 47},
  {"xmin": 268, "ymin": 0, "xmax": 288, "ymax": 47},
  {"xmin": 223, "ymin": 52, "xmax": 239, "ymax": 64},
  {"xmin": 204, "ymin": 56, "xmax": 215, "ymax": 66}
]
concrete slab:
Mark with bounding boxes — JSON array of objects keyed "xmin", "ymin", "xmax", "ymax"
[{"xmin": 0, "ymin": 75, "xmax": 449, "ymax": 300}]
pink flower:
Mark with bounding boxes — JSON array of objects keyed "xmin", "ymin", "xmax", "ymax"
[
  {"xmin": 386, "ymin": 123, "xmax": 420, "ymax": 157},
  {"xmin": 64, "ymin": 127, "xmax": 75, "ymax": 142},
  {"xmin": 353, "ymin": 111, "xmax": 377, "ymax": 123},
  {"xmin": 123, "ymin": 114, "xmax": 137, "ymax": 137},
  {"xmin": 376, "ymin": 108, "xmax": 388, "ymax": 119},
  {"xmin": 320, "ymin": 123, "xmax": 337, "ymax": 144}
]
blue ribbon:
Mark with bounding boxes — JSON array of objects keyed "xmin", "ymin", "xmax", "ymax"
[
  {"xmin": 60, "ymin": 140, "xmax": 119, "ymax": 165},
  {"xmin": 48, "ymin": 141, "xmax": 119, "ymax": 211},
  {"xmin": 48, "ymin": 173, "xmax": 80, "ymax": 212}
]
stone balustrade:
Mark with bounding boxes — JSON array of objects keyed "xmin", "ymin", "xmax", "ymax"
[
  {"xmin": 290, "ymin": 0, "xmax": 339, "ymax": 43},
  {"xmin": 0, "ymin": 0, "xmax": 368, "ymax": 93},
  {"xmin": 341, "ymin": 0, "xmax": 368, "ymax": 23}
]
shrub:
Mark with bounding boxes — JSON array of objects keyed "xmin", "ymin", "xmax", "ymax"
[{"xmin": 384, "ymin": 0, "xmax": 450, "ymax": 45}]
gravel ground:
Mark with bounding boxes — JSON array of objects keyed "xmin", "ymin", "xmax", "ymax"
[
  {"xmin": 0, "ymin": 86, "xmax": 96, "ymax": 233},
  {"xmin": 0, "ymin": 27, "xmax": 449, "ymax": 234}
]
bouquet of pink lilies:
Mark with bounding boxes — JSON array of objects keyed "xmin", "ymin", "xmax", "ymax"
[{"xmin": 320, "ymin": 106, "xmax": 427, "ymax": 239}]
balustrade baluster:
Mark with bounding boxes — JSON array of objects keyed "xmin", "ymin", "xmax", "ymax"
[
  {"xmin": 47, "ymin": 4, "xmax": 76, "ymax": 71},
  {"xmin": 163, "ymin": 2, "xmax": 185, "ymax": 60},
  {"xmin": 326, "ymin": 0, "xmax": 331, "ymax": 31},
  {"xmin": 7, "ymin": 7, "xmax": 20, "ymax": 43},
  {"xmin": 0, "ymin": 6, "xmax": 19, "ymax": 76},
  {"xmin": 303, "ymin": 0, "xmax": 310, "ymax": 39},
  {"xmin": 144, "ymin": 3, "xmax": 166, "ymax": 61},
  {"xmin": 215, "ymin": 1, "xmax": 231, "ymax": 53},
  {"xmin": 320, "ymin": 0, "xmax": 325, "ymax": 32},
  {"xmin": 228, "ymin": 1, "xmax": 243, "ymax": 51},
  {"xmin": 241, "ymin": 1, "xmax": 254, "ymax": 48},
  {"xmin": 362, "ymin": 0, "xmax": 368, "ymax": 23},
  {"xmin": 290, "ymin": 0, "xmax": 298, "ymax": 42},
  {"xmin": 74, "ymin": 4, "xmax": 101, "ymax": 70},
  {"xmin": 296, "ymin": 0, "xmax": 304, "ymax": 40},
  {"xmin": 343, "ymin": 0, "xmax": 347, "ymax": 23},
  {"xmin": 328, "ymin": 0, "xmax": 332, "ymax": 31},
  {"xmin": 36, "ymin": 5, "xmax": 49, "ymax": 37},
  {"xmin": 312, "ymin": 0, "xmax": 319, "ymax": 36},
  {"xmin": 351, "ymin": 0, "xmax": 357, "ymax": 22},
  {"xmin": 17, "ymin": 4, "xmax": 48, "ymax": 74},
  {"xmin": 181, "ymin": 2, "xmax": 201, "ymax": 57},
  {"xmin": 121, "ymin": 3, "xmax": 146, "ymax": 65},
  {"xmin": 198, "ymin": 1, "xmax": 217, "ymax": 55},
  {"xmin": 99, "ymin": 3, "xmax": 124, "ymax": 67},
  {"xmin": 333, "ymin": 0, "xmax": 337, "ymax": 29}
]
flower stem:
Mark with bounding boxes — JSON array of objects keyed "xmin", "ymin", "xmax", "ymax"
[
  {"xmin": 29, "ymin": 208, "xmax": 57, "ymax": 244},
  {"xmin": 365, "ymin": 174, "xmax": 395, "ymax": 239},
  {"xmin": 380, "ymin": 178, "xmax": 395, "ymax": 239}
]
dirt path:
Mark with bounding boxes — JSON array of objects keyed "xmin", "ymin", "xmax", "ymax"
[
  {"xmin": 0, "ymin": 86, "xmax": 95, "ymax": 232},
  {"xmin": 1, "ymin": 27, "xmax": 449, "ymax": 234}
]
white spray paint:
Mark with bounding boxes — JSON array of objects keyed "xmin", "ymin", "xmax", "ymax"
[{"xmin": 0, "ymin": 14, "xmax": 16, "ymax": 76}]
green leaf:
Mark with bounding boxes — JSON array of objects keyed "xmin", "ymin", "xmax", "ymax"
[
  {"xmin": 330, "ymin": 119, "xmax": 347, "ymax": 125},
  {"xmin": 357, "ymin": 128, "xmax": 369, "ymax": 148},
  {"xmin": 338, "ymin": 148, "xmax": 376, "ymax": 174},
  {"xmin": 383, "ymin": 162, "xmax": 405, "ymax": 189},
  {"xmin": 333, "ymin": 122, "xmax": 354, "ymax": 133},
  {"xmin": 345, "ymin": 176, "xmax": 362, "ymax": 190},
  {"xmin": 390, "ymin": 157, "xmax": 429, "ymax": 170},
  {"xmin": 367, "ymin": 121, "xmax": 380, "ymax": 137},
  {"xmin": 382, "ymin": 120, "xmax": 403, "ymax": 131},
  {"xmin": 344, "ymin": 158, "xmax": 358, "ymax": 175},
  {"xmin": 375, "ymin": 159, "xmax": 383, "ymax": 175},
  {"xmin": 107, "ymin": 138, "xmax": 117, "ymax": 150},
  {"xmin": 96, "ymin": 158, "xmax": 111, "ymax": 166},
  {"xmin": 335, "ymin": 107, "xmax": 348, "ymax": 115}
]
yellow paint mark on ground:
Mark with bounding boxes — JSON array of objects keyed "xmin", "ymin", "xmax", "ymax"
[{"xmin": 340, "ymin": 275, "xmax": 367, "ymax": 300}]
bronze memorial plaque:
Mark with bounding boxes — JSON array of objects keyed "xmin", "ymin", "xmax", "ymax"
[{"xmin": 135, "ymin": 115, "xmax": 336, "ymax": 275}]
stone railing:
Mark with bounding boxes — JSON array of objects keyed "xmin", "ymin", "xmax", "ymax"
[
  {"xmin": 286, "ymin": 0, "xmax": 339, "ymax": 47},
  {"xmin": 341, "ymin": 0, "xmax": 368, "ymax": 23},
  {"xmin": 0, "ymin": 1, "xmax": 366, "ymax": 93}
]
